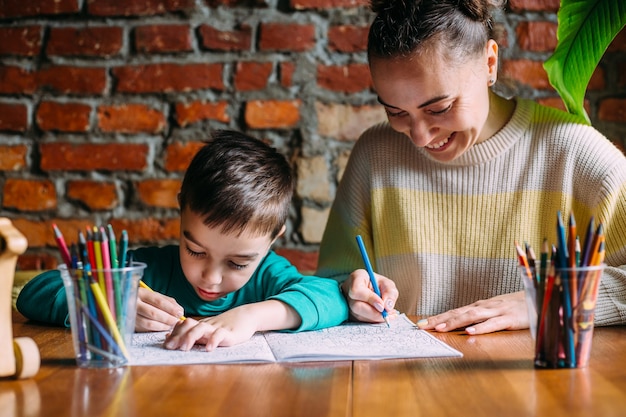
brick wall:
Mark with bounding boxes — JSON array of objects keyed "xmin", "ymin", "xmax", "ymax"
[{"xmin": 1, "ymin": 0, "xmax": 625, "ymax": 271}]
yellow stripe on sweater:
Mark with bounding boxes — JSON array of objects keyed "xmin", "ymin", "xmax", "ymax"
[{"xmin": 370, "ymin": 188, "xmax": 595, "ymax": 259}]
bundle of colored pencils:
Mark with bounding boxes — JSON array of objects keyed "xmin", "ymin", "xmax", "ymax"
[
  {"xmin": 53, "ymin": 224, "xmax": 134, "ymax": 364},
  {"xmin": 515, "ymin": 211, "xmax": 605, "ymax": 368}
]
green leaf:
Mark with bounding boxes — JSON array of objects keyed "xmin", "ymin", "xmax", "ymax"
[{"xmin": 543, "ymin": 0, "xmax": 626, "ymax": 125}]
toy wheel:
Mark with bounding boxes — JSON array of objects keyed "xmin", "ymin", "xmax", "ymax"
[{"xmin": 12, "ymin": 337, "xmax": 40, "ymax": 379}]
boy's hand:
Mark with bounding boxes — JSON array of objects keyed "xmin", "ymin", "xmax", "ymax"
[
  {"xmin": 163, "ymin": 300, "xmax": 301, "ymax": 351},
  {"xmin": 342, "ymin": 269, "xmax": 399, "ymax": 324},
  {"xmin": 163, "ymin": 310, "xmax": 257, "ymax": 351},
  {"xmin": 135, "ymin": 287, "xmax": 185, "ymax": 332}
]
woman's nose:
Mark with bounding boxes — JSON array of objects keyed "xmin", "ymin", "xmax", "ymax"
[{"xmin": 409, "ymin": 118, "xmax": 438, "ymax": 147}]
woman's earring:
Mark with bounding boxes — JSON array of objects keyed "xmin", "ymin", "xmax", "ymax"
[{"xmin": 489, "ymin": 79, "xmax": 496, "ymax": 86}]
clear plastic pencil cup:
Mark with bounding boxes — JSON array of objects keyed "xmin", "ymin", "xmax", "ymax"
[
  {"xmin": 519, "ymin": 264, "xmax": 605, "ymax": 369},
  {"xmin": 59, "ymin": 262, "xmax": 147, "ymax": 368}
]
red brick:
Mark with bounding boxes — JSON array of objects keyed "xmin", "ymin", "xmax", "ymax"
[
  {"xmin": 501, "ymin": 59, "xmax": 551, "ymax": 90},
  {"xmin": 0, "ymin": 26, "xmax": 42, "ymax": 56},
  {"xmin": 516, "ymin": 21, "xmax": 557, "ymax": 52},
  {"xmin": 67, "ymin": 180, "xmax": 119, "ymax": 210},
  {"xmin": 508, "ymin": 0, "xmax": 559, "ymax": 12},
  {"xmin": 259, "ymin": 23, "xmax": 316, "ymax": 52},
  {"xmin": 41, "ymin": 219, "xmax": 97, "ymax": 248},
  {"xmin": 136, "ymin": 179, "xmax": 181, "ymax": 209},
  {"xmin": 3, "ymin": 178, "xmax": 57, "ymax": 211},
  {"xmin": 274, "ymin": 248, "xmax": 318, "ymax": 272},
  {"xmin": 164, "ymin": 141, "xmax": 205, "ymax": 172},
  {"xmin": 0, "ymin": 66, "xmax": 37, "ymax": 94},
  {"xmin": 112, "ymin": 63, "xmax": 224, "ymax": 93},
  {"xmin": 175, "ymin": 100, "xmax": 229, "ymax": 127},
  {"xmin": 47, "ymin": 26, "xmax": 123, "ymax": 57},
  {"xmin": 198, "ymin": 24, "xmax": 252, "ymax": 51},
  {"xmin": 36, "ymin": 101, "xmax": 91, "ymax": 132},
  {"xmin": 607, "ymin": 28, "xmax": 626, "ymax": 52},
  {"xmin": 40, "ymin": 143, "xmax": 149, "ymax": 171},
  {"xmin": 10, "ymin": 219, "xmax": 48, "ymax": 249},
  {"xmin": 87, "ymin": 0, "xmax": 195, "ymax": 16},
  {"xmin": 0, "ymin": 102, "xmax": 28, "ymax": 132},
  {"xmin": 0, "ymin": 0, "xmax": 79, "ymax": 18},
  {"xmin": 38, "ymin": 66, "xmax": 107, "ymax": 94},
  {"xmin": 108, "ymin": 218, "xmax": 180, "ymax": 244},
  {"xmin": 135, "ymin": 25, "xmax": 192, "ymax": 53},
  {"xmin": 234, "ymin": 62, "xmax": 273, "ymax": 91},
  {"xmin": 280, "ymin": 62, "xmax": 295, "ymax": 87},
  {"xmin": 290, "ymin": 0, "xmax": 368, "ymax": 9},
  {"xmin": 598, "ymin": 98, "xmax": 626, "ymax": 123},
  {"xmin": 97, "ymin": 104, "xmax": 166, "ymax": 133},
  {"xmin": 317, "ymin": 63, "xmax": 372, "ymax": 92},
  {"xmin": 328, "ymin": 25, "xmax": 368, "ymax": 52},
  {"xmin": 0, "ymin": 145, "xmax": 28, "ymax": 171},
  {"xmin": 16, "ymin": 252, "xmax": 58, "ymax": 271},
  {"xmin": 245, "ymin": 100, "xmax": 301, "ymax": 129}
]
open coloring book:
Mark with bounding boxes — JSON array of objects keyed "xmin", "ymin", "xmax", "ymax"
[{"xmin": 129, "ymin": 314, "xmax": 462, "ymax": 365}]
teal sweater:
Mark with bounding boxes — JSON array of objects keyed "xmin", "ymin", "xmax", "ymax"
[{"xmin": 16, "ymin": 246, "xmax": 348, "ymax": 332}]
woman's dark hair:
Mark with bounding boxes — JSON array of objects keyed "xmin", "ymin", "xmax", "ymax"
[
  {"xmin": 179, "ymin": 130, "xmax": 294, "ymax": 238},
  {"xmin": 368, "ymin": 0, "xmax": 504, "ymax": 60}
]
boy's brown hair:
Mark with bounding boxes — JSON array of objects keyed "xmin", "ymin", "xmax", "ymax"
[{"xmin": 179, "ymin": 130, "xmax": 294, "ymax": 238}]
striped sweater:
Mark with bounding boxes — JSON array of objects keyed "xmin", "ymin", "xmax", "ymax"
[{"xmin": 317, "ymin": 98, "xmax": 626, "ymax": 326}]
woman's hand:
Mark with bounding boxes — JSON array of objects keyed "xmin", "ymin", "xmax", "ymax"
[
  {"xmin": 135, "ymin": 287, "xmax": 185, "ymax": 332},
  {"xmin": 342, "ymin": 269, "xmax": 399, "ymax": 324},
  {"xmin": 416, "ymin": 291, "xmax": 528, "ymax": 334}
]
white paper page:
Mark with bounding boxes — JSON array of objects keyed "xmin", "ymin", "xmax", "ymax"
[
  {"xmin": 265, "ymin": 314, "xmax": 463, "ymax": 362},
  {"xmin": 129, "ymin": 332, "xmax": 276, "ymax": 365},
  {"xmin": 128, "ymin": 314, "xmax": 462, "ymax": 366}
]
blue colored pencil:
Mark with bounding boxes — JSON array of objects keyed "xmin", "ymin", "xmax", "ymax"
[
  {"xmin": 556, "ymin": 211, "xmax": 575, "ymax": 366},
  {"xmin": 355, "ymin": 235, "xmax": 390, "ymax": 327}
]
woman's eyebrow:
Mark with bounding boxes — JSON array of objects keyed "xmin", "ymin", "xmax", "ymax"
[{"xmin": 377, "ymin": 95, "xmax": 450, "ymax": 109}]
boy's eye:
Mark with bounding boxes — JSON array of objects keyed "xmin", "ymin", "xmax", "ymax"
[
  {"xmin": 229, "ymin": 261, "xmax": 248, "ymax": 271},
  {"xmin": 185, "ymin": 246, "xmax": 204, "ymax": 258}
]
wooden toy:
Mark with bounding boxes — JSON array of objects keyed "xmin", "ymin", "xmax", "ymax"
[{"xmin": 0, "ymin": 218, "xmax": 40, "ymax": 379}]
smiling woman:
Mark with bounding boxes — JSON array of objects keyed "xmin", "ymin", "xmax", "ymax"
[{"xmin": 316, "ymin": 0, "xmax": 626, "ymax": 336}]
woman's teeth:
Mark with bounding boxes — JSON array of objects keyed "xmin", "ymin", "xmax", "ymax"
[{"xmin": 425, "ymin": 136, "xmax": 449, "ymax": 149}]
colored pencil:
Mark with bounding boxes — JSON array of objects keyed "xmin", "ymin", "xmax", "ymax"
[
  {"xmin": 355, "ymin": 235, "xmax": 390, "ymax": 327},
  {"xmin": 108, "ymin": 225, "xmax": 124, "ymax": 328},
  {"xmin": 516, "ymin": 211, "xmax": 607, "ymax": 368},
  {"xmin": 52, "ymin": 224, "xmax": 72, "ymax": 266},
  {"xmin": 99, "ymin": 226, "xmax": 116, "ymax": 322}
]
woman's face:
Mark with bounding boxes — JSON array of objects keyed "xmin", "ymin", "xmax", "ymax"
[{"xmin": 369, "ymin": 41, "xmax": 498, "ymax": 162}]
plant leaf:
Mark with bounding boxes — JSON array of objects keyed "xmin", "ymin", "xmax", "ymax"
[{"xmin": 543, "ymin": 0, "xmax": 626, "ymax": 124}]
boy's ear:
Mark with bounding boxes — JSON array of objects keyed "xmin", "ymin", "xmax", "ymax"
[{"xmin": 271, "ymin": 225, "xmax": 287, "ymax": 244}]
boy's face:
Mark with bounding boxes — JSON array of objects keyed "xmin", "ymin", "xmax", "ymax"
[{"xmin": 178, "ymin": 206, "xmax": 281, "ymax": 301}]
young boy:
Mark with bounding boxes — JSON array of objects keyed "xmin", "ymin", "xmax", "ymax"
[{"xmin": 17, "ymin": 130, "xmax": 348, "ymax": 351}]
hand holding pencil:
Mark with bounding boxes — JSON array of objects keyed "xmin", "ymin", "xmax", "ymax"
[
  {"xmin": 341, "ymin": 235, "xmax": 399, "ymax": 326},
  {"xmin": 136, "ymin": 281, "xmax": 186, "ymax": 331}
]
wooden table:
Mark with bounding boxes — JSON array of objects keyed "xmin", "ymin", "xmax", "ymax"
[{"xmin": 5, "ymin": 311, "xmax": 626, "ymax": 417}]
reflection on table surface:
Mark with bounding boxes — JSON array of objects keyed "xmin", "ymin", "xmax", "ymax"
[{"xmin": 5, "ymin": 310, "xmax": 626, "ymax": 417}]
